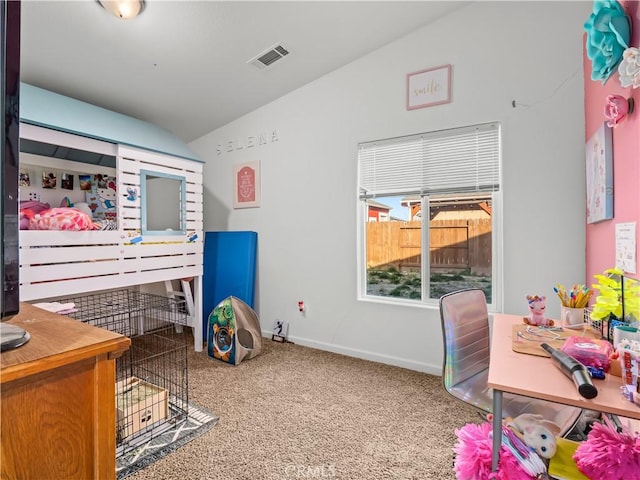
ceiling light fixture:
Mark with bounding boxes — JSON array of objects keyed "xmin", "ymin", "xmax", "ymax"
[{"xmin": 97, "ymin": 0, "xmax": 145, "ymax": 20}]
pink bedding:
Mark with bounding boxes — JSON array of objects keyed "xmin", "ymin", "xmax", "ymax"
[{"xmin": 20, "ymin": 201, "xmax": 99, "ymax": 231}]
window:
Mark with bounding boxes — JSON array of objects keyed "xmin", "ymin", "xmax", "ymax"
[{"xmin": 357, "ymin": 122, "xmax": 501, "ymax": 307}]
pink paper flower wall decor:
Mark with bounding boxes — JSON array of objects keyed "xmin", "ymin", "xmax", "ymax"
[{"xmin": 604, "ymin": 94, "xmax": 635, "ymax": 127}]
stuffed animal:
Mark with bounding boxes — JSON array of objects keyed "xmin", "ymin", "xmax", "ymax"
[
  {"xmin": 523, "ymin": 295, "xmax": 554, "ymax": 327},
  {"xmin": 507, "ymin": 413, "xmax": 561, "ymax": 459}
]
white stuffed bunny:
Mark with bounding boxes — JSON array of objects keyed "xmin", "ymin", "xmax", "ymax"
[{"xmin": 507, "ymin": 413, "xmax": 561, "ymax": 459}]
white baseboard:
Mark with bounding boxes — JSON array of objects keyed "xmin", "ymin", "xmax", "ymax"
[{"xmin": 261, "ymin": 330, "xmax": 442, "ymax": 376}]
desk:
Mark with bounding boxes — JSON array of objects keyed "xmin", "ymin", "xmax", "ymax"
[
  {"xmin": 1, "ymin": 303, "xmax": 130, "ymax": 480},
  {"xmin": 487, "ymin": 314, "xmax": 640, "ymax": 472}
]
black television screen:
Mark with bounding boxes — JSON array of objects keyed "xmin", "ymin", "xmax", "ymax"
[{"xmin": 1, "ymin": 0, "xmax": 28, "ymax": 351}]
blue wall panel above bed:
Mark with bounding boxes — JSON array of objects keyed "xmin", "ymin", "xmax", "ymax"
[{"xmin": 19, "ymin": 83, "xmax": 202, "ymax": 163}]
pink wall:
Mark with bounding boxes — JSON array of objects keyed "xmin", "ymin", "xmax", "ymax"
[{"xmin": 584, "ymin": 0, "xmax": 640, "ymax": 284}]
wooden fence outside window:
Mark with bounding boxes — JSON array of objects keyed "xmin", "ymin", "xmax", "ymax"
[{"xmin": 366, "ymin": 219, "xmax": 492, "ymax": 275}]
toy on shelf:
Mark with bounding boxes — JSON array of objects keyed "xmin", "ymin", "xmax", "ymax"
[{"xmin": 524, "ymin": 295, "xmax": 554, "ymax": 327}]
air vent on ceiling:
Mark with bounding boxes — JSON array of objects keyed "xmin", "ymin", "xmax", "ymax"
[{"xmin": 248, "ymin": 44, "xmax": 290, "ymax": 69}]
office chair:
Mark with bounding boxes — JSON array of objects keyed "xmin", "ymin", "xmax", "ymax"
[{"xmin": 439, "ymin": 288, "xmax": 582, "ymax": 436}]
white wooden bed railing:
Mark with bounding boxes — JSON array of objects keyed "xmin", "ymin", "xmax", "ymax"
[{"xmin": 19, "ymin": 124, "xmax": 205, "ymax": 351}]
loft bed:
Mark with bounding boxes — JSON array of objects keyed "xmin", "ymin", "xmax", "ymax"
[{"xmin": 18, "ymin": 84, "xmax": 205, "ymax": 351}]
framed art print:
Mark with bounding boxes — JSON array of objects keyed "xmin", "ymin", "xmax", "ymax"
[
  {"xmin": 586, "ymin": 122, "xmax": 613, "ymax": 224},
  {"xmin": 406, "ymin": 64, "xmax": 451, "ymax": 110},
  {"xmin": 42, "ymin": 171, "xmax": 57, "ymax": 189},
  {"xmin": 233, "ymin": 161, "xmax": 261, "ymax": 209},
  {"xmin": 79, "ymin": 174, "xmax": 92, "ymax": 191},
  {"xmin": 19, "ymin": 168, "xmax": 30, "ymax": 187},
  {"xmin": 61, "ymin": 172, "xmax": 74, "ymax": 190}
]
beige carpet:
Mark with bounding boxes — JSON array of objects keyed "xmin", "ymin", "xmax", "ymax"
[{"xmin": 128, "ymin": 336, "xmax": 479, "ymax": 480}]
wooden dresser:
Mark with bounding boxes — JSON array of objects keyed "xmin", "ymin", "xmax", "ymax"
[{"xmin": 1, "ymin": 303, "xmax": 130, "ymax": 480}]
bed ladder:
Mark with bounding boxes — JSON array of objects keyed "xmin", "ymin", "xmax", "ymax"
[{"xmin": 164, "ymin": 279, "xmax": 195, "ymax": 334}]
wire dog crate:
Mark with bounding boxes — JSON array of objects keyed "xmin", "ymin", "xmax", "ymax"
[{"xmin": 58, "ymin": 289, "xmax": 189, "ymax": 456}]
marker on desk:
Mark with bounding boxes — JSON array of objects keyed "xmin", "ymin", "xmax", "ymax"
[{"xmin": 540, "ymin": 343, "xmax": 598, "ymax": 399}]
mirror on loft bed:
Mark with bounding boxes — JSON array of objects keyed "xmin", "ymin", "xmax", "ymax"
[{"xmin": 140, "ymin": 170, "xmax": 186, "ymax": 235}]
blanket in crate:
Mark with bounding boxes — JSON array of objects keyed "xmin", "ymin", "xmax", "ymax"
[{"xmin": 116, "ymin": 402, "xmax": 218, "ymax": 479}]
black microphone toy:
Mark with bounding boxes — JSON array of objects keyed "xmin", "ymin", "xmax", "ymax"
[{"xmin": 541, "ymin": 343, "xmax": 598, "ymax": 399}]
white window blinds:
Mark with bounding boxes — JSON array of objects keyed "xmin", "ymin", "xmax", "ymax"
[{"xmin": 358, "ymin": 122, "xmax": 500, "ymax": 198}]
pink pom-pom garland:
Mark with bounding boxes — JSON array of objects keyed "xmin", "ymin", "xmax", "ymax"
[
  {"xmin": 453, "ymin": 422, "xmax": 538, "ymax": 480},
  {"xmin": 574, "ymin": 417, "xmax": 640, "ymax": 479}
]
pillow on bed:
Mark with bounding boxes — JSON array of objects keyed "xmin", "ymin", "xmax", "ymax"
[
  {"xmin": 19, "ymin": 200, "xmax": 51, "ymax": 229},
  {"xmin": 28, "ymin": 207, "xmax": 99, "ymax": 231}
]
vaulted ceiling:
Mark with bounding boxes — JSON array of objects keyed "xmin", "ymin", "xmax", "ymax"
[{"xmin": 20, "ymin": 1, "xmax": 470, "ymax": 143}]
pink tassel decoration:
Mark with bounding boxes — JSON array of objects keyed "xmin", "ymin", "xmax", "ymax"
[
  {"xmin": 574, "ymin": 417, "xmax": 640, "ymax": 479},
  {"xmin": 453, "ymin": 422, "xmax": 537, "ymax": 480}
]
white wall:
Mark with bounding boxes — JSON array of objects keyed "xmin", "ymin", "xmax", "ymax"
[{"xmin": 190, "ymin": 1, "xmax": 591, "ymax": 374}]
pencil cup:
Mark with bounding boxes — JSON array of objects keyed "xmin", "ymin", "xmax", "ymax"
[{"xmin": 561, "ymin": 306, "xmax": 586, "ymax": 328}]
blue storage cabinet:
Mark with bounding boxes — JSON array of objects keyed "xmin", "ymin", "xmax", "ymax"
[{"xmin": 202, "ymin": 231, "xmax": 258, "ymax": 339}]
